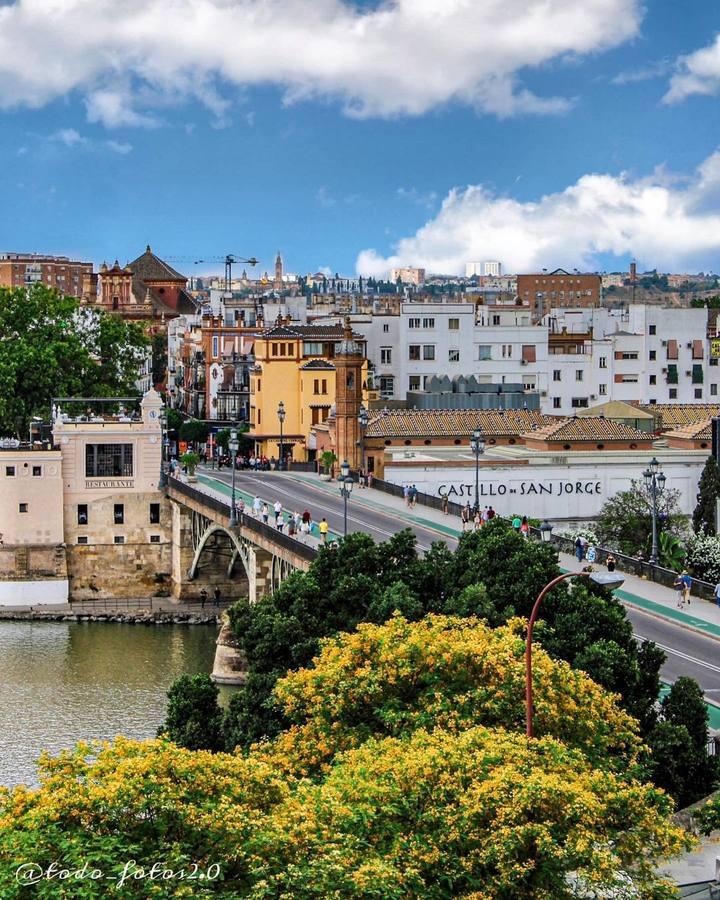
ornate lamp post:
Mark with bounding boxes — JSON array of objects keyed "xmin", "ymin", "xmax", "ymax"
[
  {"xmin": 277, "ymin": 400, "xmax": 286, "ymax": 470},
  {"xmin": 643, "ymin": 457, "xmax": 666, "ymax": 565},
  {"xmin": 470, "ymin": 427, "xmax": 486, "ymax": 514},
  {"xmin": 339, "ymin": 458, "xmax": 354, "ymax": 536},
  {"xmin": 358, "ymin": 404, "xmax": 369, "ymax": 475},
  {"xmin": 228, "ymin": 429, "xmax": 240, "ymax": 526},
  {"xmin": 526, "ymin": 569, "xmax": 624, "ymax": 738}
]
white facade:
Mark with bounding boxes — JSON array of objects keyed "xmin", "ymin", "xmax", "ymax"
[{"xmin": 483, "ymin": 260, "xmax": 502, "ymax": 276}]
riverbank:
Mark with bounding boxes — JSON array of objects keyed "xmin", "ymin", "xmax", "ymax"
[{"xmin": 0, "ymin": 603, "xmax": 225, "ymax": 625}]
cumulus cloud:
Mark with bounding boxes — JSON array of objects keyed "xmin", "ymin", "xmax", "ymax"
[
  {"xmin": 50, "ymin": 128, "xmax": 86, "ymax": 146},
  {"xmin": 0, "ymin": 0, "xmax": 642, "ymax": 125},
  {"xmin": 105, "ymin": 140, "xmax": 133, "ymax": 155},
  {"xmin": 356, "ymin": 152, "xmax": 720, "ymax": 275},
  {"xmin": 664, "ymin": 35, "xmax": 720, "ymax": 104}
]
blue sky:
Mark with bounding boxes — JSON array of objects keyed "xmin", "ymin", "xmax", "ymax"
[{"xmin": 0, "ymin": 0, "xmax": 719, "ymax": 278}]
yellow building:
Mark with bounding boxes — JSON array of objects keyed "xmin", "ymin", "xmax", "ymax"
[{"xmin": 248, "ymin": 321, "xmax": 367, "ymax": 462}]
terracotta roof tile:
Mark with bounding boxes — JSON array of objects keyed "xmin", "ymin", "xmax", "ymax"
[
  {"xmin": 663, "ymin": 418, "xmax": 712, "ymax": 441},
  {"xmin": 638, "ymin": 403, "xmax": 720, "ymax": 428},
  {"xmin": 522, "ymin": 417, "xmax": 654, "ymax": 443},
  {"xmin": 366, "ymin": 409, "xmax": 557, "ymax": 439}
]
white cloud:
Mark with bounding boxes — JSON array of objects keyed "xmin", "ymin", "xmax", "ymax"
[
  {"xmin": 356, "ymin": 151, "xmax": 720, "ymax": 276},
  {"xmin": 0, "ymin": 0, "xmax": 643, "ymax": 126},
  {"xmin": 105, "ymin": 140, "xmax": 133, "ymax": 155},
  {"xmin": 664, "ymin": 35, "xmax": 720, "ymax": 104},
  {"xmin": 50, "ymin": 127, "xmax": 86, "ymax": 146},
  {"xmin": 316, "ymin": 186, "xmax": 336, "ymax": 208}
]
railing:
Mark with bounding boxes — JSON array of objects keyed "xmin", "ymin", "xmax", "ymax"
[
  {"xmin": 370, "ymin": 477, "xmax": 465, "ymax": 517},
  {"xmin": 169, "ymin": 477, "xmax": 317, "ymax": 563}
]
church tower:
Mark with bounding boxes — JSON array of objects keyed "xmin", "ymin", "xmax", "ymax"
[
  {"xmin": 274, "ymin": 250, "xmax": 283, "ymax": 289},
  {"xmin": 333, "ymin": 317, "xmax": 364, "ymax": 470}
]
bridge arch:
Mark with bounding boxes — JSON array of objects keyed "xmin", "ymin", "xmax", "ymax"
[{"xmin": 187, "ymin": 523, "xmax": 252, "ymax": 583}]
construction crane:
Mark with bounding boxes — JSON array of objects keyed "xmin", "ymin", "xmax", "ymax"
[{"xmin": 193, "ymin": 254, "xmax": 258, "ymax": 294}]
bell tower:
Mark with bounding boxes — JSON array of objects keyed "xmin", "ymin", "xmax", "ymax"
[
  {"xmin": 274, "ymin": 250, "xmax": 283, "ymax": 289},
  {"xmin": 334, "ymin": 317, "xmax": 364, "ymax": 470}
]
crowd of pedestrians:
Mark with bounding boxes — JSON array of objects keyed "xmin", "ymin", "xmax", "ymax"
[
  {"xmin": 247, "ymin": 494, "xmax": 332, "ymax": 543},
  {"xmin": 460, "ymin": 503, "xmax": 499, "ymax": 532}
]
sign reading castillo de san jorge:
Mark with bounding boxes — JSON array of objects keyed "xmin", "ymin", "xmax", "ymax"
[{"xmin": 437, "ymin": 479, "xmax": 603, "ymax": 499}]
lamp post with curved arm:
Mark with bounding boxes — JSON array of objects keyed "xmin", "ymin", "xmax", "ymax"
[{"xmin": 525, "ymin": 567, "xmax": 624, "ymax": 738}]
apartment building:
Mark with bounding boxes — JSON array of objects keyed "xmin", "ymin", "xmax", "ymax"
[{"xmin": 0, "ymin": 252, "xmax": 94, "ymax": 299}]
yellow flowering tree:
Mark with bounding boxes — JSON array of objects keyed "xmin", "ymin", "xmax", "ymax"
[{"xmin": 262, "ymin": 614, "xmax": 643, "ymax": 779}]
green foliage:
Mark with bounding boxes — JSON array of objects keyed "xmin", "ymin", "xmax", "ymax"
[
  {"xmin": 166, "ymin": 407, "xmax": 183, "ymax": 434},
  {"xmin": 0, "ymin": 283, "xmax": 148, "ymax": 436},
  {"xmin": 215, "ymin": 427, "xmax": 231, "ymax": 450},
  {"xmin": 693, "ymin": 455, "xmax": 720, "ymax": 536},
  {"xmin": 658, "ymin": 531, "xmax": 686, "ymax": 569},
  {"xmin": 180, "ymin": 451, "xmax": 200, "ymax": 474},
  {"xmin": 150, "ymin": 332, "xmax": 167, "ymax": 388},
  {"xmin": 319, "ymin": 449, "xmax": 337, "ymax": 472},
  {"xmin": 685, "ymin": 531, "xmax": 720, "ymax": 582},
  {"xmin": 595, "ymin": 478, "xmax": 688, "ymax": 556},
  {"xmin": 179, "ymin": 418, "xmax": 210, "ymax": 443},
  {"xmin": 158, "ymin": 674, "xmax": 225, "ymax": 752}
]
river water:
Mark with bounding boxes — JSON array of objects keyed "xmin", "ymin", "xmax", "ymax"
[{"xmin": 0, "ymin": 620, "xmax": 218, "ymax": 788}]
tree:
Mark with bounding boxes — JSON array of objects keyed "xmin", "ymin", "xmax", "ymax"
[
  {"xmin": 693, "ymin": 455, "xmax": 720, "ymax": 535},
  {"xmin": 595, "ymin": 479, "xmax": 688, "ymax": 556},
  {"xmin": 684, "ymin": 531, "xmax": 720, "ymax": 582},
  {"xmin": 158, "ymin": 673, "xmax": 225, "ymax": 752},
  {"xmin": 0, "ymin": 284, "xmax": 148, "ymax": 436},
  {"xmin": 150, "ymin": 332, "xmax": 167, "ymax": 389},
  {"xmin": 180, "ymin": 451, "xmax": 200, "ymax": 475},
  {"xmin": 179, "ymin": 418, "xmax": 210, "ymax": 443}
]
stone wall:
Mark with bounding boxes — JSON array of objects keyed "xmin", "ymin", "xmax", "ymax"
[{"xmin": 66, "ymin": 541, "xmax": 173, "ymax": 600}]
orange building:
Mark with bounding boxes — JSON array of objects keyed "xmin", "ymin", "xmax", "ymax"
[
  {"xmin": 0, "ymin": 252, "xmax": 94, "ymax": 299},
  {"xmin": 517, "ymin": 268, "xmax": 601, "ymax": 319}
]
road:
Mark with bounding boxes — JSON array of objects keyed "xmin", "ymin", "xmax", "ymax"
[
  {"xmin": 198, "ymin": 467, "xmax": 720, "ymax": 717},
  {"xmin": 199, "ymin": 467, "xmax": 455, "ymax": 553}
]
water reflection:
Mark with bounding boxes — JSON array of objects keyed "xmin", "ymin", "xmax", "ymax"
[{"xmin": 0, "ymin": 621, "xmax": 217, "ymax": 788}]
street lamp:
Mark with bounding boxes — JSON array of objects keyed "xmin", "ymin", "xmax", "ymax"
[
  {"xmin": 642, "ymin": 456, "xmax": 666, "ymax": 565},
  {"xmin": 338, "ymin": 458, "xmax": 354, "ymax": 536},
  {"xmin": 277, "ymin": 400, "xmax": 286, "ymax": 471},
  {"xmin": 358, "ymin": 404, "xmax": 369, "ymax": 475},
  {"xmin": 526, "ymin": 569, "xmax": 625, "ymax": 738},
  {"xmin": 228, "ymin": 429, "xmax": 240, "ymax": 526},
  {"xmin": 539, "ymin": 520, "xmax": 553, "ymax": 542},
  {"xmin": 159, "ymin": 407, "xmax": 168, "ymax": 488},
  {"xmin": 470, "ymin": 427, "xmax": 486, "ymax": 514}
]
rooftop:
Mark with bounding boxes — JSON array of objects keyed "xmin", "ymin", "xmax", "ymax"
[
  {"xmin": 522, "ymin": 417, "xmax": 655, "ymax": 443},
  {"xmin": 638, "ymin": 404, "xmax": 720, "ymax": 428},
  {"xmin": 663, "ymin": 418, "xmax": 713, "ymax": 441},
  {"xmin": 365, "ymin": 409, "xmax": 557, "ymax": 439}
]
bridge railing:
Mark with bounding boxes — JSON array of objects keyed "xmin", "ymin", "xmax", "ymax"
[
  {"xmin": 369, "ymin": 477, "xmax": 465, "ymax": 517},
  {"xmin": 169, "ymin": 477, "xmax": 318, "ymax": 563}
]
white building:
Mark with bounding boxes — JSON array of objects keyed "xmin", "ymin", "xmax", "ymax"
[{"xmin": 483, "ymin": 261, "xmax": 502, "ymax": 276}]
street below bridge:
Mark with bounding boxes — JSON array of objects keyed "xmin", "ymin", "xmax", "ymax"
[{"xmin": 196, "ymin": 466, "xmax": 720, "ymax": 726}]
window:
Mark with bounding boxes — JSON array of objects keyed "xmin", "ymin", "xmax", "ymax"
[
  {"xmin": 321, "ymin": 378, "xmax": 328, "ymax": 394},
  {"xmin": 271, "ymin": 343, "xmax": 278, "ymax": 356},
  {"xmin": 408, "ymin": 317, "xmax": 421, "ymax": 328},
  {"xmin": 19, "ymin": 503, "xmax": 28, "ymax": 513},
  {"xmin": 409, "ymin": 345, "xmax": 421, "ymax": 360},
  {"xmin": 553, "ymin": 397, "xmax": 561, "ymax": 409},
  {"xmin": 85, "ymin": 444, "xmax": 133, "ymax": 478},
  {"xmin": 669, "ymin": 388, "xmax": 678, "ymax": 399},
  {"xmin": 32, "ymin": 465, "xmax": 41, "ymax": 477},
  {"xmin": 478, "ymin": 345, "xmax": 491, "ymax": 361},
  {"xmin": 313, "ymin": 378, "xmax": 320, "ymax": 394},
  {"xmin": 383, "ymin": 323, "xmax": 389, "ymax": 332},
  {"xmin": 380, "ymin": 348, "xmax": 392, "ymax": 365},
  {"xmin": 114, "ymin": 504, "xmax": 124, "ymax": 525},
  {"xmin": 379, "ymin": 376, "xmax": 394, "ymax": 398},
  {"xmin": 599, "ymin": 357, "xmax": 607, "ymax": 369},
  {"xmin": 448, "ymin": 318, "xmax": 459, "ymax": 330},
  {"xmin": 5, "ymin": 466, "xmax": 15, "ymax": 477},
  {"xmin": 695, "ymin": 388, "xmax": 703, "ymax": 399},
  {"xmin": 666, "ymin": 364, "xmax": 678, "ymax": 385},
  {"xmin": 712, "ymin": 384, "xmax": 718, "ymax": 396},
  {"xmin": 620, "ymin": 352, "xmax": 638, "ymax": 360},
  {"xmin": 422, "ymin": 317, "xmax": 435, "ymax": 328},
  {"xmin": 501, "ymin": 344, "xmax": 512, "ymax": 358},
  {"xmin": 212, "ymin": 335, "xmax": 219, "ymax": 358},
  {"xmin": 692, "ymin": 364, "xmax": 703, "ymax": 384},
  {"xmin": 649, "ymin": 325, "xmax": 656, "ymax": 335},
  {"xmin": 448, "ymin": 348, "xmax": 460, "ymax": 362},
  {"xmin": 648, "ymin": 350, "xmax": 657, "ymax": 362},
  {"xmin": 575, "ymin": 370, "xmax": 583, "ymax": 382},
  {"xmin": 571, "ymin": 397, "xmax": 589, "ymax": 408},
  {"xmin": 77, "ymin": 504, "xmax": 88, "ymax": 525},
  {"xmin": 150, "ymin": 503, "xmax": 160, "ymax": 524},
  {"xmin": 649, "ymin": 375, "xmax": 656, "ymax": 385},
  {"xmin": 599, "ymin": 384, "xmax": 607, "ymax": 395},
  {"xmin": 77, "ymin": 536, "xmax": 88, "ymax": 545},
  {"xmin": 553, "ymin": 370, "xmax": 562, "ymax": 382},
  {"xmin": 422, "ymin": 345, "xmax": 435, "ymax": 360},
  {"xmin": 409, "ymin": 375, "xmax": 421, "ymax": 391},
  {"xmin": 303, "ymin": 342, "xmax": 323, "ymax": 355},
  {"xmin": 492, "ymin": 315, "xmax": 501, "ymax": 325},
  {"xmin": 114, "ymin": 535, "xmax": 125, "ymax": 544},
  {"xmin": 521, "ymin": 345, "xmax": 536, "ymax": 363},
  {"xmin": 150, "ymin": 535, "xmax": 161, "ymax": 544},
  {"xmin": 711, "ymin": 358, "xmax": 718, "ymax": 367}
]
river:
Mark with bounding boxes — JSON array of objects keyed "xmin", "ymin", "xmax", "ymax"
[{"xmin": 0, "ymin": 620, "xmax": 218, "ymax": 788}]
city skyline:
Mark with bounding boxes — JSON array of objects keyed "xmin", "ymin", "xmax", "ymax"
[{"xmin": 0, "ymin": 0, "xmax": 719, "ymax": 277}]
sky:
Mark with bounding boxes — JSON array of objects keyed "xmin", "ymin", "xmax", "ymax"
[{"xmin": 0, "ymin": 0, "xmax": 719, "ymax": 279}]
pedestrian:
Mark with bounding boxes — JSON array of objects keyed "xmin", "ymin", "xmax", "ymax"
[
  {"xmin": 482, "ymin": 506, "xmax": 490, "ymax": 524},
  {"xmin": 302, "ymin": 508, "xmax": 311, "ymax": 527},
  {"xmin": 520, "ymin": 515, "xmax": 529, "ymax": 538},
  {"xmin": 262, "ymin": 503, "xmax": 269, "ymax": 524},
  {"xmin": 367, "ymin": 471, "xmax": 374, "ymax": 488},
  {"xmin": 213, "ymin": 586, "xmax": 221, "ymax": 608},
  {"xmin": 714, "ymin": 580, "xmax": 720, "ymax": 608},
  {"xmin": 586, "ymin": 544, "xmax": 597, "ymax": 564},
  {"xmin": 511, "ymin": 515, "xmax": 521, "ymax": 532},
  {"xmin": 674, "ymin": 572, "xmax": 684, "ymax": 609},
  {"xmin": 319, "ymin": 518, "xmax": 329, "ymax": 543},
  {"xmin": 461, "ymin": 503, "xmax": 470, "ymax": 532},
  {"xmin": 681, "ymin": 570, "xmax": 692, "ymax": 605},
  {"xmin": 200, "ymin": 588, "xmax": 207, "ymax": 609},
  {"xmin": 473, "ymin": 510, "xmax": 481, "ymax": 531},
  {"xmin": 273, "ymin": 499, "xmax": 282, "ymax": 522},
  {"xmin": 404, "ymin": 484, "xmax": 411, "ymax": 507},
  {"xmin": 410, "ymin": 485, "xmax": 418, "ymax": 508},
  {"xmin": 252, "ymin": 495, "xmax": 262, "ymax": 517},
  {"xmin": 441, "ymin": 492, "xmax": 449, "ymax": 515},
  {"xmin": 238, "ymin": 498, "xmax": 245, "ymax": 519},
  {"xmin": 294, "ymin": 511, "xmax": 302, "ymax": 533},
  {"xmin": 487, "ymin": 506, "xmax": 495, "ymax": 520},
  {"xmin": 277, "ymin": 513, "xmax": 285, "ymax": 532},
  {"xmin": 574, "ymin": 536, "xmax": 584, "ymax": 562},
  {"xmin": 606, "ymin": 553, "xmax": 616, "ymax": 572}
]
